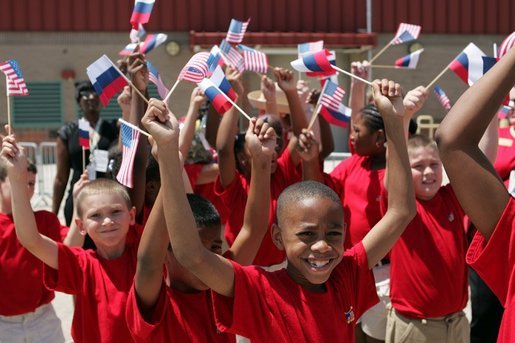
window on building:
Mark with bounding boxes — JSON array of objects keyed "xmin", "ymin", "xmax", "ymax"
[{"xmin": 12, "ymin": 81, "xmax": 63, "ymax": 128}]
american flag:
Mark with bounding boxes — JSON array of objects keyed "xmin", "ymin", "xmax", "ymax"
[
  {"xmin": 220, "ymin": 40, "xmax": 244, "ymax": 72},
  {"xmin": 147, "ymin": 61, "xmax": 169, "ymax": 99},
  {"xmin": 178, "ymin": 52, "xmax": 210, "ymax": 83},
  {"xmin": 498, "ymin": 31, "xmax": 515, "ymax": 59},
  {"xmin": 116, "ymin": 121, "xmax": 140, "ymax": 188},
  {"xmin": 238, "ymin": 44, "xmax": 268, "ymax": 74},
  {"xmin": 226, "ymin": 18, "xmax": 250, "ymax": 44},
  {"xmin": 0, "ymin": 59, "xmax": 29, "ymax": 96},
  {"xmin": 433, "ymin": 85, "xmax": 451, "ymax": 110},
  {"xmin": 298, "ymin": 40, "xmax": 324, "ymax": 57},
  {"xmin": 320, "ymin": 80, "xmax": 345, "ymax": 112},
  {"xmin": 391, "ymin": 23, "xmax": 421, "ymax": 45}
]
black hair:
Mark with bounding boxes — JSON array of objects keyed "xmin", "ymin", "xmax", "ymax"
[
  {"xmin": 146, "ymin": 155, "xmax": 160, "ymax": 183},
  {"xmin": 74, "ymin": 81, "xmax": 96, "ymax": 105},
  {"xmin": 234, "ymin": 132, "xmax": 246, "ymax": 173},
  {"xmin": 276, "ymin": 181, "xmax": 342, "ymax": 226},
  {"xmin": 408, "ymin": 118, "xmax": 418, "ymax": 136},
  {"xmin": 186, "ymin": 193, "xmax": 220, "ymax": 228},
  {"xmin": 359, "ymin": 104, "xmax": 384, "ymax": 132}
]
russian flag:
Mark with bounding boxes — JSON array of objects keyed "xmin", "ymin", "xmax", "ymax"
[
  {"xmin": 291, "ymin": 49, "xmax": 335, "ymax": 74},
  {"xmin": 210, "ymin": 66, "xmax": 237, "ymax": 102},
  {"xmin": 298, "ymin": 40, "xmax": 324, "ymax": 57},
  {"xmin": 197, "ymin": 78, "xmax": 232, "ymax": 115},
  {"xmin": 119, "ymin": 42, "xmax": 140, "ymax": 56},
  {"xmin": 130, "ymin": 0, "xmax": 155, "ymax": 28},
  {"xmin": 450, "ymin": 43, "xmax": 497, "ymax": 86},
  {"xmin": 206, "ymin": 45, "xmax": 224, "ymax": 77},
  {"xmin": 306, "ymin": 50, "xmax": 336, "ymax": 77},
  {"xmin": 78, "ymin": 118, "xmax": 90, "ymax": 149},
  {"xmin": 394, "ymin": 49, "xmax": 424, "ymax": 68},
  {"xmin": 140, "ymin": 33, "xmax": 167, "ymax": 54},
  {"xmin": 86, "ymin": 55, "xmax": 128, "ymax": 106},
  {"xmin": 320, "ymin": 103, "xmax": 352, "ymax": 127}
]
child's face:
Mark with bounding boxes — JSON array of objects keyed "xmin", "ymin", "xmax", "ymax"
[
  {"xmin": 0, "ymin": 172, "xmax": 37, "ymax": 210},
  {"xmin": 274, "ymin": 196, "xmax": 345, "ymax": 291},
  {"xmin": 409, "ymin": 146, "xmax": 443, "ymax": 200},
  {"xmin": 77, "ymin": 192, "xmax": 135, "ymax": 253},
  {"xmin": 350, "ymin": 113, "xmax": 383, "ymax": 156}
]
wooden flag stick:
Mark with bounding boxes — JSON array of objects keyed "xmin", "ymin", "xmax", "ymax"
[
  {"xmin": 307, "ymin": 102, "xmax": 322, "ymax": 131},
  {"xmin": 426, "ymin": 64, "xmax": 450, "ymax": 89},
  {"xmin": 118, "ymin": 118, "xmax": 151, "ymax": 138},
  {"xmin": 331, "ymin": 65, "xmax": 373, "ymax": 86},
  {"xmin": 6, "ymin": 89, "xmax": 11, "ymax": 135},
  {"xmin": 164, "ymin": 78, "xmax": 180, "ymax": 103},
  {"xmin": 212, "ymin": 83, "xmax": 252, "ymax": 121},
  {"xmin": 370, "ymin": 65, "xmax": 404, "ymax": 69},
  {"xmin": 82, "ymin": 147, "xmax": 86, "ymax": 172},
  {"xmin": 369, "ymin": 41, "xmax": 392, "ymax": 64},
  {"xmin": 112, "ymin": 60, "xmax": 149, "ymax": 105}
]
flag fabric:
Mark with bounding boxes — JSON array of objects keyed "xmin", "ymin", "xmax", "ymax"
[
  {"xmin": 78, "ymin": 118, "xmax": 90, "ymax": 149},
  {"xmin": 147, "ymin": 61, "xmax": 169, "ymax": 99},
  {"xmin": 238, "ymin": 44, "xmax": 268, "ymax": 74},
  {"xmin": 86, "ymin": 55, "xmax": 128, "ymax": 106},
  {"xmin": 130, "ymin": 23, "xmax": 147, "ymax": 43},
  {"xmin": 226, "ymin": 18, "xmax": 250, "ymax": 44},
  {"xmin": 320, "ymin": 103, "xmax": 352, "ymax": 127},
  {"xmin": 197, "ymin": 78, "xmax": 232, "ymax": 114},
  {"xmin": 130, "ymin": 0, "xmax": 155, "ymax": 28},
  {"xmin": 320, "ymin": 80, "xmax": 345, "ymax": 112},
  {"xmin": 210, "ymin": 65, "xmax": 237, "ymax": 101},
  {"xmin": 119, "ymin": 42, "xmax": 140, "ymax": 56},
  {"xmin": 206, "ymin": 45, "xmax": 224, "ymax": 77},
  {"xmin": 116, "ymin": 122, "xmax": 141, "ymax": 188},
  {"xmin": 498, "ymin": 31, "xmax": 515, "ymax": 59},
  {"xmin": 220, "ymin": 40, "xmax": 244, "ymax": 72},
  {"xmin": 0, "ymin": 59, "xmax": 29, "ymax": 96},
  {"xmin": 140, "ymin": 33, "xmax": 167, "ymax": 54},
  {"xmin": 298, "ymin": 41, "xmax": 324, "ymax": 58},
  {"xmin": 178, "ymin": 52, "xmax": 210, "ymax": 83},
  {"xmin": 391, "ymin": 23, "xmax": 421, "ymax": 45},
  {"xmin": 498, "ymin": 105, "xmax": 513, "ymax": 119},
  {"xmin": 291, "ymin": 49, "xmax": 335, "ymax": 74},
  {"xmin": 394, "ymin": 49, "xmax": 424, "ymax": 68},
  {"xmin": 449, "ymin": 43, "xmax": 497, "ymax": 86},
  {"xmin": 433, "ymin": 85, "xmax": 451, "ymax": 110},
  {"xmin": 306, "ymin": 50, "xmax": 337, "ymax": 77}
]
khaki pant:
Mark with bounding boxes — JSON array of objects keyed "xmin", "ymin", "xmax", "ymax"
[{"xmin": 386, "ymin": 306, "xmax": 469, "ymax": 343}]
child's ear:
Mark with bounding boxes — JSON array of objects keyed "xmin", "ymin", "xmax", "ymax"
[
  {"xmin": 75, "ymin": 218, "xmax": 87, "ymax": 236},
  {"xmin": 375, "ymin": 129, "xmax": 386, "ymax": 147},
  {"xmin": 129, "ymin": 206, "xmax": 137, "ymax": 225},
  {"xmin": 271, "ymin": 223, "xmax": 284, "ymax": 250}
]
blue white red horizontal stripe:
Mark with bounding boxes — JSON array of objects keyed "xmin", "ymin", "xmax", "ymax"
[
  {"xmin": 226, "ymin": 18, "xmax": 250, "ymax": 44},
  {"xmin": 220, "ymin": 39, "xmax": 244, "ymax": 72},
  {"xmin": 197, "ymin": 78, "xmax": 232, "ymax": 114},
  {"xmin": 291, "ymin": 49, "xmax": 335, "ymax": 74},
  {"xmin": 391, "ymin": 23, "xmax": 421, "ymax": 45},
  {"xmin": 0, "ymin": 59, "xmax": 29, "ymax": 96},
  {"xmin": 298, "ymin": 40, "xmax": 324, "ymax": 58},
  {"xmin": 130, "ymin": 0, "xmax": 155, "ymax": 28},
  {"xmin": 147, "ymin": 61, "xmax": 169, "ymax": 99},
  {"xmin": 433, "ymin": 85, "xmax": 451, "ymax": 110},
  {"xmin": 498, "ymin": 31, "xmax": 515, "ymax": 59},
  {"xmin": 116, "ymin": 122, "xmax": 141, "ymax": 188},
  {"xmin": 206, "ymin": 45, "xmax": 224, "ymax": 77},
  {"xmin": 394, "ymin": 49, "xmax": 424, "ymax": 68},
  {"xmin": 178, "ymin": 52, "xmax": 210, "ymax": 83},
  {"xmin": 238, "ymin": 44, "xmax": 268, "ymax": 74},
  {"xmin": 209, "ymin": 65, "xmax": 237, "ymax": 102},
  {"xmin": 86, "ymin": 55, "xmax": 128, "ymax": 106},
  {"xmin": 320, "ymin": 80, "xmax": 345, "ymax": 112},
  {"xmin": 140, "ymin": 33, "xmax": 167, "ymax": 54},
  {"xmin": 78, "ymin": 118, "xmax": 90, "ymax": 149},
  {"xmin": 320, "ymin": 103, "xmax": 351, "ymax": 127},
  {"xmin": 449, "ymin": 43, "xmax": 497, "ymax": 86}
]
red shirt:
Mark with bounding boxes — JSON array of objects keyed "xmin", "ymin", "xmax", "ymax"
[
  {"xmin": 494, "ymin": 126, "xmax": 515, "ymax": 183},
  {"xmin": 126, "ymin": 282, "xmax": 235, "ymax": 343},
  {"xmin": 326, "ymin": 155, "xmax": 385, "ymax": 249},
  {"xmin": 214, "ymin": 148, "xmax": 301, "ymax": 266},
  {"xmin": 44, "ymin": 237, "xmax": 139, "ymax": 343},
  {"xmin": 0, "ymin": 211, "xmax": 62, "ymax": 316},
  {"xmin": 467, "ymin": 197, "xmax": 515, "ymax": 343},
  {"xmin": 389, "ymin": 185, "xmax": 468, "ymax": 318},
  {"xmin": 212, "ymin": 243, "xmax": 378, "ymax": 342}
]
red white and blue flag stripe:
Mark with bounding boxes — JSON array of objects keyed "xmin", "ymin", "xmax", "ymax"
[
  {"xmin": 320, "ymin": 80, "xmax": 345, "ymax": 112},
  {"xmin": 449, "ymin": 43, "xmax": 497, "ymax": 86},
  {"xmin": 220, "ymin": 39, "xmax": 244, "ymax": 72},
  {"xmin": 0, "ymin": 59, "xmax": 29, "ymax": 96},
  {"xmin": 226, "ymin": 18, "xmax": 250, "ymax": 44},
  {"xmin": 291, "ymin": 49, "xmax": 335, "ymax": 74},
  {"xmin": 394, "ymin": 49, "xmax": 424, "ymax": 68},
  {"xmin": 178, "ymin": 52, "xmax": 210, "ymax": 83},
  {"xmin": 433, "ymin": 85, "xmax": 451, "ymax": 110},
  {"xmin": 391, "ymin": 23, "xmax": 421, "ymax": 45},
  {"xmin": 117, "ymin": 122, "xmax": 141, "ymax": 188},
  {"xmin": 206, "ymin": 45, "xmax": 224, "ymax": 77},
  {"xmin": 320, "ymin": 103, "xmax": 352, "ymax": 127},
  {"xmin": 197, "ymin": 78, "xmax": 232, "ymax": 115},
  {"xmin": 78, "ymin": 118, "xmax": 90, "ymax": 149},
  {"xmin": 86, "ymin": 55, "xmax": 128, "ymax": 106},
  {"xmin": 130, "ymin": 0, "xmax": 155, "ymax": 29},
  {"xmin": 119, "ymin": 42, "xmax": 140, "ymax": 56},
  {"xmin": 147, "ymin": 61, "xmax": 169, "ymax": 99},
  {"xmin": 210, "ymin": 65, "xmax": 237, "ymax": 102},
  {"xmin": 238, "ymin": 44, "xmax": 268, "ymax": 74},
  {"xmin": 307, "ymin": 50, "xmax": 336, "ymax": 77},
  {"xmin": 298, "ymin": 40, "xmax": 324, "ymax": 57},
  {"xmin": 140, "ymin": 33, "xmax": 167, "ymax": 54},
  {"xmin": 498, "ymin": 31, "xmax": 515, "ymax": 59},
  {"xmin": 130, "ymin": 23, "xmax": 146, "ymax": 43}
]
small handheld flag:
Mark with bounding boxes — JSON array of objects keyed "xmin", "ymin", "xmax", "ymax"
[
  {"xmin": 298, "ymin": 41, "xmax": 324, "ymax": 58},
  {"xmin": 498, "ymin": 31, "xmax": 515, "ymax": 59},
  {"xmin": 290, "ymin": 49, "xmax": 334, "ymax": 74},
  {"xmin": 449, "ymin": 43, "xmax": 497, "ymax": 86},
  {"xmin": 130, "ymin": 23, "xmax": 147, "ymax": 43},
  {"xmin": 178, "ymin": 52, "xmax": 210, "ymax": 83},
  {"xmin": 78, "ymin": 118, "xmax": 90, "ymax": 149},
  {"xmin": 206, "ymin": 45, "xmax": 224, "ymax": 77},
  {"xmin": 197, "ymin": 78, "xmax": 232, "ymax": 115},
  {"xmin": 220, "ymin": 40, "xmax": 245, "ymax": 72},
  {"xmin": 140, "ymin": 33, "xmax": 167, "ymax": 54},
  {"xmin": 226, "ymin": 18, "xmax": 250, "ymax": 44},
  {"xmin": 394, "ymin": 49, "xmax": 424, "ymax": 69},
  {"xmin": 210, "ymin": 66, "xmax": 237, "ymax": 102},
  {"xmin": 433, "ymin": 85, "xmax": 451, "ymax": 110},
  {"xmin": 130, "ymin": 0, "xmax": 155, "ymax": 29},
  {"xmin": 0, "ymin": 59, "xmax": 29, "ymax": 96},
  {"xmin": 238, "ymin": 44, "xmax": 268, "ymax": 74},
  {"xmin": 117, "ymin": 121, "xmax": 141, "ymax": 188},
  {"xmin": 320, "ymin": 80, "xmax": 345, "ymax": 111},
  {"xmin": 147, "ymin": 61, "xmax": 169, "ymax": 99},
  {"xmin": 391, "ymin": 23, "xmax": 421, "ymax": 45},
  {"xmin": 86, "ymin": 55, "xmax": 128, "ymax": 106}
]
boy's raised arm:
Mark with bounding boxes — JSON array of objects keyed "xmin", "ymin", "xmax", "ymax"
[
  {"xmin": 436, "ymin": 47, "xmax": 515, "ymax": 240},
  {"xmin": 1, "ymin": 131, "xmax": 59, "ymax": 269},
  {"xmin": 362, "ymin": 80, "xmax": 416, "ymax": 269},
  {"xmin": 141, "ymin": 100, "xmax": 235, "ymax": 298}
]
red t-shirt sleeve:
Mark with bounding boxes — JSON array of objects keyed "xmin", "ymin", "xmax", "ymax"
[
  {"xmin": 214, "ymin": 172, "xmax": 248, "ymax": 206},
  {"xmin": 274, "ymin": 147, "xmax": 301, "ymax": 186},
  {"xmin": 126, "ymin": 282, "xmax": 168, "ymax": 340},
  {"xmin": 43, "ymin": 243, "xmax": 86, "ymax": 294},
  {"xmin": 184, "ymin": 163, "xmax": 204, "ymax": 189},
  {"xmin": 466, "ymin": 197, "xmax": 515, "ymax": 305}
]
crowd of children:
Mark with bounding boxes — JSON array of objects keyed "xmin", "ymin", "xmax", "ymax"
[{"xmin": 0, "ymin": 43, "xmax": 514, "ymax": 343}]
